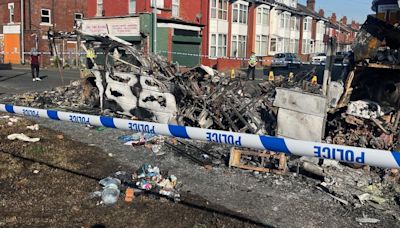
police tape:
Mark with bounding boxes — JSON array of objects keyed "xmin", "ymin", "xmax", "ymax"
[
  {"xmin": 1, "ymin": 104, "xmax": 399, "ymax": 169},
  {"xmin": 0, "ymin": 51, "xmax": 348, "ymax": 67}
]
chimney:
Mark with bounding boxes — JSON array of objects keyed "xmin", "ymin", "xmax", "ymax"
[
  {"xmin": 341, "ymin": 16, "xmax": 347, "ymax": 25},
  {"xmin": 351, "ymin": 20, "xmax": 356, "ymax": 28},
  {"xmin": 307, "ymin": 0, "xmax": 316, "ymax": 11},
  {"xmin": 318, "ymin": 9, "xmax": 324, "ymax": 17},
  {"xmin": 331, "ymin": 13, "xmax": 337, "ymax": 23}
]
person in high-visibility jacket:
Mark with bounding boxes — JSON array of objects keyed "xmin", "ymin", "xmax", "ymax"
[
  {"xmin": 86, "ymin": 44, "xmax": 97, "ymax": 69},
  {"xmin": 247, "ymin": 51, "xmax": 258, "ymax": 80}
]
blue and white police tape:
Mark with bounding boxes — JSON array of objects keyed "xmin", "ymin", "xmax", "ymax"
[
  {"xmin": 1, "ymin": 104, "xmax": 399, "ymax": 169},
  {"xmin": 0, "ymin": 51, "xmax": 348, "ymax": 67}
]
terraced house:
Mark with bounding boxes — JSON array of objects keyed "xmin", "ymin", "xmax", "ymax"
[{"xmin": 200, "ymin": 0, "xmax": 333, "ymax": 70}]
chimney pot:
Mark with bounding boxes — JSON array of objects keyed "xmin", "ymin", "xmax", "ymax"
[{"xmin": 307, "ymin": 0, "xmax": 316, "ymax": 11}]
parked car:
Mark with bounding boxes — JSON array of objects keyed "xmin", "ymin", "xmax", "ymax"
[
  {"xmin": 271, "ymin": 53, "xmax": 302, "ymax": 68},
  {"xmin": 334, "ymin": 51, "xmax": 346, "ymax": 63},
  {"xmin": 311, "ymin": 53, "xmax": 327, "ymax": 65}
]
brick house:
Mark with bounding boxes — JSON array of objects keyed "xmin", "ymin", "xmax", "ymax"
[
  {"xmin": 0, "ymin": 0, "xmax": 87, "ymax": 65},
  {"xmin": 326, "ymin": 13, "xmax": 360, "ymax": 52},
  {"xmin": 85, "ymin": 0, "xmax": 203, "ymax": 67}
]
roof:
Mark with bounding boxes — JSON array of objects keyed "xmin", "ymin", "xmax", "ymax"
[{"xmin": 296, "ymin": 3, "xmax": 325, "ymax": 20}]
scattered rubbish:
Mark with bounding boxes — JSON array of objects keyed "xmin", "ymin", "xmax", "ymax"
[
  {"xmin": 33, "ymin": 170, "xmax": 40, "ymax": 174},
  {"xmin": 119, "ymin": 132, "xmax": 157, "ymax": 145},
  {"xmin": 356, "ymin": 217, "xmax": 380, "ymax": 224},
  {"xmin": 229, "ymin": 147, "xmax": 287, "ymax": 174},
  {"xmin": 124, "ymin": 188, "xmax": 135, "ymax": 203},
  {"xmin": 99, "ymin": 177, "xmax": 121, "ymax": 206},
  {"xmin": 96, "ymin": 126, "xmax": 106, "ymax": 131},
  {"xmin": 26, "ymin": 124, "xmax": 40, "ymax": 131},
  {"xmin": 346, "ymin": 100, "xmax": 384, "ymax": 119},
  {"xmin": 108, "ymin": 153, "xmax": 114, "ymax": 157},
  {"xmin": 135, "ymin": 163, "xmax": 180, "ymax": 200},
  {"xmin": 89, "ymin": 191, "xmax": 102, "ymax": 199},
  {"xmin": 7, "ymin": 133, "xmax": 40, "ymax": 143},
  {"xmin": 151, "ymin": 145, "xmax": 165, "ymax": 156}
]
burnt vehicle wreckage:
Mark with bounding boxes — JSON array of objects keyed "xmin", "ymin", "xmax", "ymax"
[{"xmin": 5, "ymin": 15, "xmax": 400, "ymax": 178}]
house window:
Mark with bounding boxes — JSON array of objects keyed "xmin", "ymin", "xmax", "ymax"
[
  {"xmin": 256, "ymin": 35, "xmax": 268, "ymax": 56},
  {"xmin": 317, "ymin": 22, "xmax": 325, "ymax": 35},
  {"xmin": 303, "ymin": 17, "xmax": 311, "ymax": 32},
  {"xmin": 41, "ymin": 9, "xmax": 51, "ymax": 24},
  {"xmin": 75, "ymin": 13, "xmax": 83, "ymax": 21},
  {"xmin": 270, "ymin": 38, "xmax": 277, "ymax": 52},
  {"xmin": 280, "ymin": 13, "xmax": 290, "ymax": 29},
  {"xmin": 219, "ymin": 0, "xmax": 228, "ymax": 20},
  {"xmin": 129, "ymin": 0, "xmax": 136, "ymax": 14},
  {"xmin": 290, "ymin": 39, "xmax": 298, "ymax": 53},
  {"xmin": 210, "ymin": 33, "xmax": 227, "ymax": 57},
  {"xmin": 283, "ymin": 38, "xmax": 290, "ymax": 52},
  {"xmin": 172, "ymin": 0, "xmax": 179, "ymax": 17},
  {"xmin": 257, "ymin": 7, "xmax": 269, "ymax": 25},
  {"xmin": 233, "ymin": 3, "xmax": 248, "ymax": 24},
  {"xmin": 211, "ymin": 0, "xmax": 228, "ymax": 20},
  {"xmin": 211, "ymin": 0, "xmax": 217, "ymax": 18},
  {"xmin": 231, "ymin": 35, "xmax": 246, "ymax": 58},
  {"xmin": 302, "ymin": 39, "xmax": 312, "ymax": 54},
  {"xmin": 211, "ymin": 34, "xmax": 217, "ymax": 57},
  {"xmin": 8, "ymin": 3, "xmax": 14, "ymax": 23},
  {"xmin": 96, "ymin": 0, "xmax": 103, "ymax": 17},
  {"xmin": 291, "ymin": 16, "xmax": 299, "ymax": 31},
  {"xmin": 218, "ymin": 34, "xmax": 227, "ymax": 57}
]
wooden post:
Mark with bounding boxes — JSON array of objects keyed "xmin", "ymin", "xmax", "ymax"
[{"xmin": 322, "ymin": 37, "xmax": 336, "ymax": 96}]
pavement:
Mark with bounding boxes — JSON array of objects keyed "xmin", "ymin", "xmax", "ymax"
[{"xmin": 0, "ymin": 66, "xmax": 80, "ymax": 97}]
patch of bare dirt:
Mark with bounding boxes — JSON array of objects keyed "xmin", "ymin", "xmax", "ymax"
[{"xmin": 0, "ymin": 116, "xmax": 264, "ymax": 227}]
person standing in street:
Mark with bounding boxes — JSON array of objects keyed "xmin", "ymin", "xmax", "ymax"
[
  {"xmin": 30, "ymin": 48, "xmax": 41, "ymax": 82},
  {"xmin": 247, "ymin": 51, "xmax": 258, "ymax": 80},
  {"xmin": 86, "ymin": 44, "xmax": 97, "ymax": 69}
]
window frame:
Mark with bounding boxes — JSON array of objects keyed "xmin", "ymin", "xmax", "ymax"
[
  {"xmin": 232, "ymin": 2, "xmax": 248, "ymax": 24},
  {"xmin": 172, "ymin": 0, "xmax": 180, "ymax": 18},
  {"xmin": 270, "ymin": 38, "xmax": 277, "ymax": 52},
  {"xmin": 231, "ymin": 35, "xmax": 246, "ymax": 58},
  {"xmin": 129, "ymin": 0, "xmax": 136, "ymax": 15},
  {"xmin": 210, "ymin": 33, "xmax": 227, "ymax": 58},
  {"xmin": 41, "ymin": 9, "xmax": 51, "ymax": 24},
  {"xmin": 256, "ymin": 7, "xmax": 269, "ymax": 25},
  {"xmin": 8, "ymin": 3, "xmax": 14, "ymax": 23},
  {"xmin": 218, "ymin": 34, "xmax": 227, "ymax": 57},
  {"xmin": 256, "ymin": 35, "xmax": 268, "ymax": 56},
  {"xmin": 74, "ymin": 13, "xmax": 83, "ymax": 20},
  {"xmin": 96, "ymin": 0, "xmax": 103, "ymax": 17}
]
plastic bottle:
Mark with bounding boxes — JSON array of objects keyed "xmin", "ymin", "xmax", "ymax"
[
  {"xmin": 101, "ymin": 183, "xmax": 120, "ymax": 206},
  {"xmin": 99, "ymin": 177, "xmax": 121, "ymax": 206}
]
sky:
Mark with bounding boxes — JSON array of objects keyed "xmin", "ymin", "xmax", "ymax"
[{"xmin": 298, "ymin": 0, "xmax": 374, "ymax": 23}]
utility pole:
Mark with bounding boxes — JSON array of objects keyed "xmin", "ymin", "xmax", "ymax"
[
  {"xmin": 322, "ymin": 37, "xmax": 336, "ymax": 96},
  {"xmin": 152, "ymin": 0, "xmax": 157, "ymax": 54}
]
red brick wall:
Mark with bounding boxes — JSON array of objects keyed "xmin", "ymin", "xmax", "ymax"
[
  {"xmin": 0, "ymin": 0, "xmax": 87, "ymax": 65},
  {"xmin": 246, "ymin": 4, "xmax": 256, "ymax": 58},
  {"xmin": 87, "ymin": 0, "xmax": 128, "ymax": 17},
  {"xmin": 200, "ymin": 0, "xmax": 210, "ymax": 66},
  {"xmin": 180, "ymin": 0, "xmax": 202, "ymax": 23},
  {"xmin": 87, "ymin": 0, "xmax": 201, "ymax": 23}
]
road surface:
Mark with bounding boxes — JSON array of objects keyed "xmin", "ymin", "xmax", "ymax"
[{"xmin": 0, "ymin": 66, "xmax": 80, "ymax": 97}]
